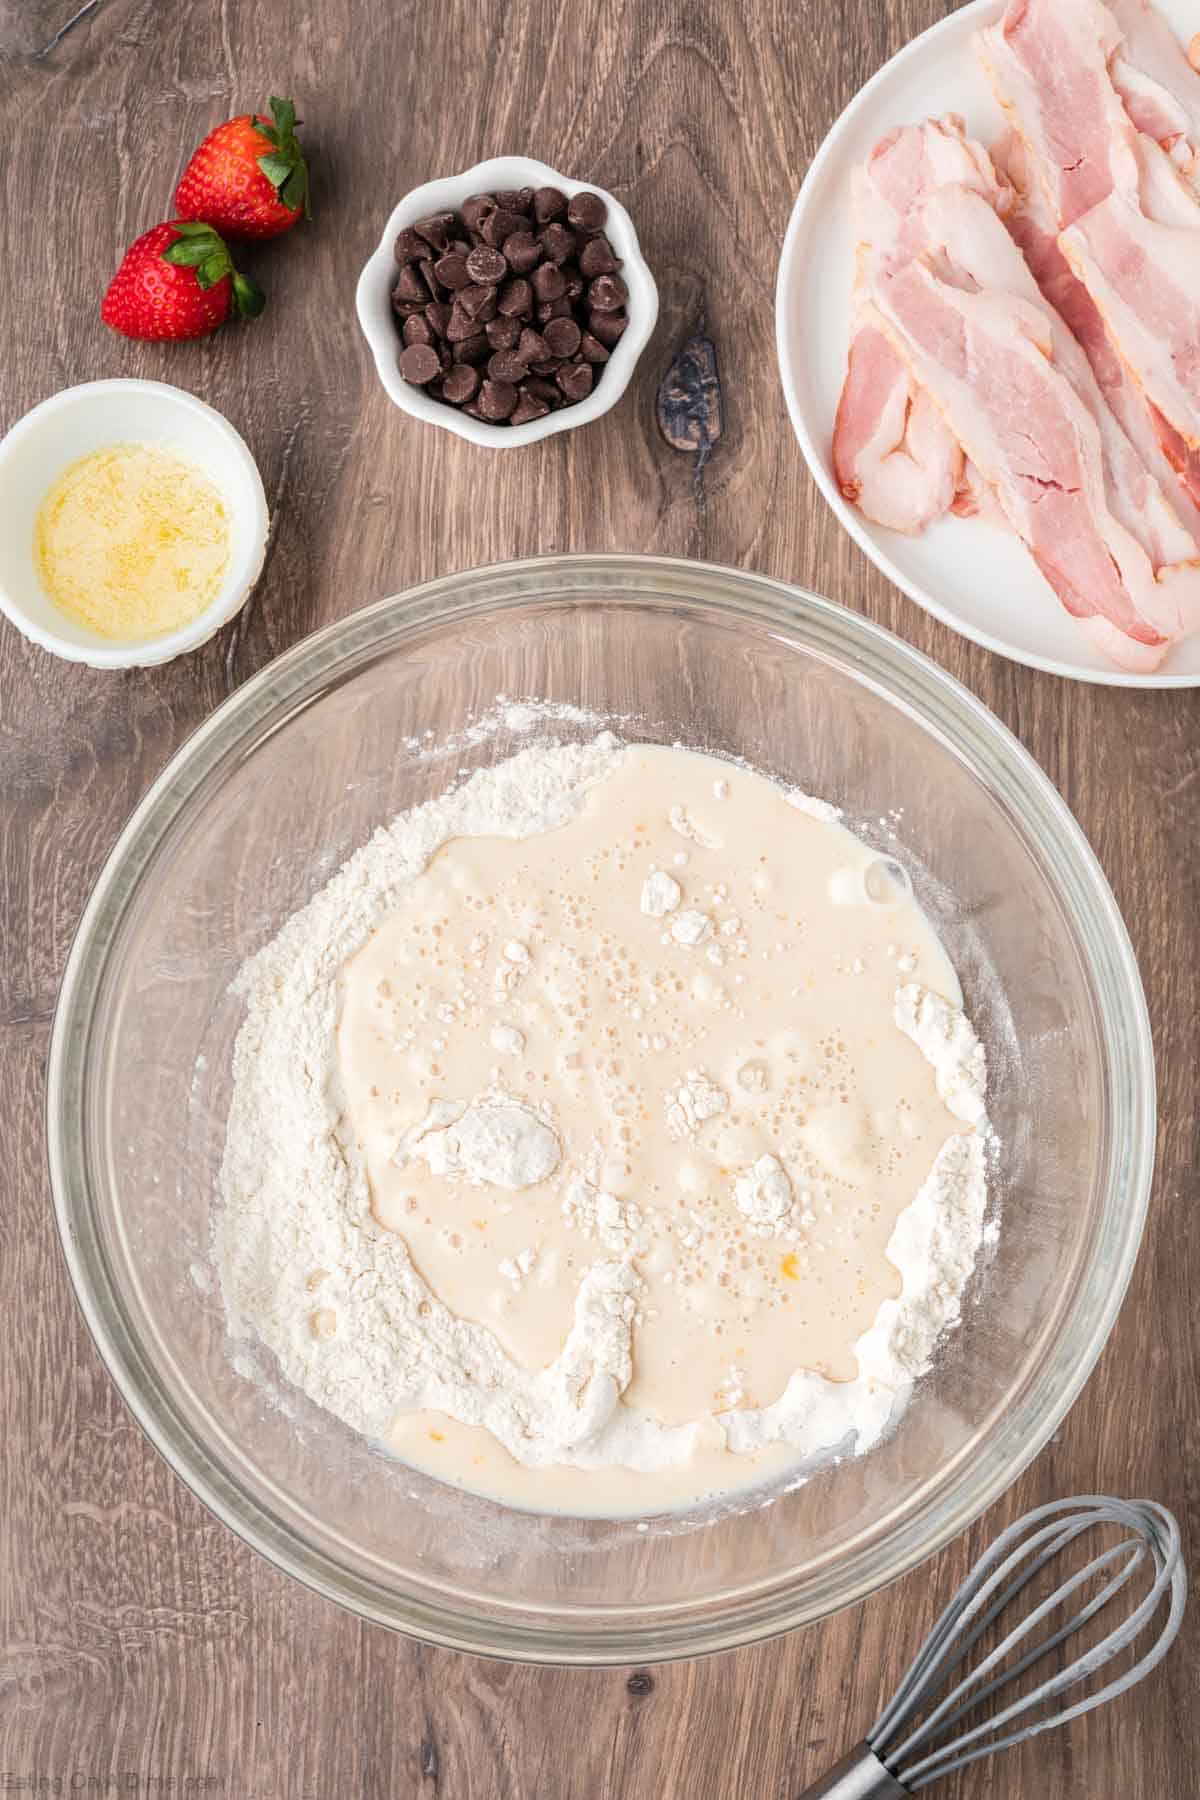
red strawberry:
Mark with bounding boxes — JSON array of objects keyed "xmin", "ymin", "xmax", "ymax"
[
  {"xmin": 175, "ymin": 97, "xmax": 309, "ymax": 239},
  {"xmin": 101, "ymin": 221, "xmax": 265, "ymax": 341}
]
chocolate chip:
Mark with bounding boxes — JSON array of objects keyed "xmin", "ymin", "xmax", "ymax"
[
  {"xmin": 531, "ymin": 262, "xmax": 567, "ymax": 302},
  {"xmin": 418, "ymin": 259, "xmax": 441, "ymax": 299},
  {"xmin": 433, "ymin": 252, "xmax": 471, "ymax": 291},
  {"xmin": 457, "ymin": 332, "xmax": 491, "ymax": 364},
  {"xmin": 465, "ymin": 244, "xmax": 508, "ymax": 285},
  {"xmin": 425, "ymin": 301, "xmax": 453, "ymax": 338},
  {"xmin": 390, "ymin": 293, "xmax": 426, "ymax": 319},
  {"xmin": 517, "ymin": 327, "xmax": 550, "ymax": 363},
  {"xmin": 403, "ymin": 312, "xmax": 435, "ymax": 348},
  {"xmin": 481, "ymin": 207, "xmax": 522, "ymax": 247},
  {"xmin": 579, "ymin": 234, "xmax": 619, "ymax": 277},
  {"xmin": 445, "ymin": 304, "xmax": 477, "ymax": 342},
  {"xmin": 460, "ymin": 195, "xmax": 495, "ymax": 233},
  {"xmin": 497, "ymin": 277, "xmax": 533, "ymax": 318},
  {"xmin": 488, "ymin": 349, "xmax": 528, "ymax": 383},
  {"xmin": 442, "ymin": 363, "xmax": 480, "ymax": 404},
  {"xmin": 567, "ymin": 191, "xmax": 607, "ymax": 232},
  {"xmin": 533, "ymin": 186, "xmax": 567, "ymax": 223},
  {"xmin": 579, "ymin": 331, "xmax": 610, "ymax": 363},
  {"xmin": 556, "ymin": 360, "xmax": 593, "ymax": 401},
  {"xmin": 413, "ymin": 212, "xmax": 456, "ymax": 250},
  {"xmin": 588, "ymin": 273, "xmax": 627, "ymax": 312},
  {"xmin": 449, "ymin": 237, "xmax": 472, "ymax": 257},
  {"xmin": 393, "ymin": 263, "xmax": 428, "ymax": 304},
  {"xmin": 524, "ymin": 375, "xmax": 562, "ymax": 406},
  {"xmin": 587, "ymin": 308, "xmax": 628, "ymax": 346},
  {"xmin": 486, "ymin": 315, "xmax": 521, "ymax": 350},
  {"xmin": 530, "ymin": 358, "xmax": 562, "ymax": 376},
  {"xmin": 398, "ymin": 343, "xmax": 441, "ymax": 385},
  {"xmin": 393, "ymin": 227, "xmax": 426, "ymax": 264},
  {"xmin": 478, "ymin": 378, "xmax": 518, "ymax": 420},
  {"xmin": 536, "ymin": 297, "xmax": 572, "ymax": 323},
  {"xmin": 495, "ymin": 187, "xmax": 534, "ymax": 213},
  {"xmin": 537, "ymin": 222, "xmax": 575, "ymax": 265},
  {"xmin": 543, "ymin": 316, "xmax": 581, "ymax": 358},
  {"xmin": 564, "ymin": 274, "xmax": 584, "ymax": 300},
  {"xmin": 462, "ymin": 400, "xmax": 485, "ymax": 419},
  {"xmin": 503, "ymin": 231, "xmax": 542, "ymax": 274},
  {"xmin": 458, "ymin": 283, "xmax": 498, "ymax": 322},
  {"xmin": 511, "ymin": 390, "xmax": 550, "ymax": 424}
]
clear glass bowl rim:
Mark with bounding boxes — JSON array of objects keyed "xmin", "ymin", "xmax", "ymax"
[{"xmin": 46, "ymin": 553, "xmax": 1155, "ymax": 1664}]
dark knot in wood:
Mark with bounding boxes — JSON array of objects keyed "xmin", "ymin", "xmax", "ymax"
[{"xmin": 656, "ymin": 334, "xmax": 723, "ymax": 470}]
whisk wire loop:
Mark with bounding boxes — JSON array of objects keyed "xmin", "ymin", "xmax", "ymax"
[
  {"xmin": 888, "ymin": 1534, "xmax": 1145, "ymax": 1764},
  {"xmin": 900, "ymin": 1541, "xmax": 1144, "ymax": 1751},
  {"xmin": 865, "ymin": 1497, "xmax": 1186, "ymax": 1790}
]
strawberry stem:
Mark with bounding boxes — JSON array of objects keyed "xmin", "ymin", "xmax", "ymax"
[
  {"xmin": 252, "ymin": 93, "xmax": 310, "ymax": 221},
  {"xmin": 162, "ymin": 225, "xmax": 265, "ymax": 318}
]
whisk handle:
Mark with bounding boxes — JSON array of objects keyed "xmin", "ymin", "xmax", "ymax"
[{"xmin": 793, "ymin": 1741, "xmax": 909, "ymax": 1799}]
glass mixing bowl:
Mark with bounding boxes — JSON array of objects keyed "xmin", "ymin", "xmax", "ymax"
[{"xmin": 47, "ymin": 555, "xmax": 1154, "ymax": 1664}]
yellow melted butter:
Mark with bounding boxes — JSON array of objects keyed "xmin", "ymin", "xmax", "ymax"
[{"xmin": 34, "ymin": 443, "xmax": 231, "ymax": 642}]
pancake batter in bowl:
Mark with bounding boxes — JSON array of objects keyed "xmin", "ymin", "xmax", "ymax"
[{"xmin": 217, "ymin": 733, "xmax": 993, "ymax": 1516}]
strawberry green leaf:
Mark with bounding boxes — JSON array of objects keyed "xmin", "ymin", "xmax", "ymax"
[
  {"xmin": 257, "ymin": 151, "xmax": 293, "ymax": 191},
  {"xmin": 279, "ymin": 165, "xmax": 307, "ymax": 212},
  {"xmin": 195, "ymin": 252, "xmax": 230, "ymax": 290},
  {"xmin": 163, "ymin": 224, "xmax": 234, "ymax": 289},
  {"xmin": 164, "ymin": 238, "xmax": 218, "ymax": 268},
  {"xmin": 251, "ymin": 94, "xmax": 308, "ymax": 218},
  {"xmin": 231, "ymin": 271, "xmax": 266, "ymax": 318},
  {"xmin": 269, "ymin": 95, "xmax": 297, "ymax": 136}
]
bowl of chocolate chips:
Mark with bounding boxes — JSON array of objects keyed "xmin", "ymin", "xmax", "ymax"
[{"xmin": 356, "ymin": 156, "xmax": 658, "ymax": 444}]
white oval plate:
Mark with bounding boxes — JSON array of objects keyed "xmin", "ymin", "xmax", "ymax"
[{"xmin": 776, "ymin": 0, "xmax": 1200, "ymax": 687}]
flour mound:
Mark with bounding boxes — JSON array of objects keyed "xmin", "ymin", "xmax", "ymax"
[
  {"xmin": 216, "ymin": 737, "xmax": 635, "ymax": 1462},
  {"xmin": 403, "ymin": 1095, "xmax": 562, "ymax": 1190}
]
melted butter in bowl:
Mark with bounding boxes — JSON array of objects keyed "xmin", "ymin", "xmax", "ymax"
[
  {"xmin": 34, "ymin": 443, "xmax": 231, "ymax": 642},
  {"xmin": 0, "ymin": 378, "xmax": 267, "ymax": 668}
]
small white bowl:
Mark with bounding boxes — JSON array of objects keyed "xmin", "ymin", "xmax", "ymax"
[
  {"xmin": 356, "ymin": 156, "xmax": 658, "ymax": 447},
  {"xmin": 0, "ymin": 379, "xmax": 269, "ymax": 669}
]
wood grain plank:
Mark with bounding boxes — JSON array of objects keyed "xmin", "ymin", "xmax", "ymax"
[{"xmin": 0, "ymin": 0, "xmax": 1195, "ymax": 1795}]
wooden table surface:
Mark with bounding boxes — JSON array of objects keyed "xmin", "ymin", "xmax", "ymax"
[{"xmin": 1, "ymin": 0, "xmax": 1196, "ymax": 1794}]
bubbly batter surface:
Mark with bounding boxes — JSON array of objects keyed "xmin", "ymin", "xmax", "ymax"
[{"xmin": 335, "ymin": 744, "xmax": 975, "ymax": 1511}]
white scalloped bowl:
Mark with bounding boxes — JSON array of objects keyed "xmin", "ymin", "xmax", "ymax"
[{"xmin": 356, "ymin": 156, "xmax": 658, "ymax": 448}]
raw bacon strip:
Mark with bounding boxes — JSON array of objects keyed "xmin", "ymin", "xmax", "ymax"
[
  {"xmin": 883, "ymin": 173, "xmax": 1200, "ymax": 642},
  {"xmin": 980, "ymin": 0, "xmax": 1200, "ymax": 519},
  {"xmin": 869, "ymin": 255, "xmax": 1167, "ymax": 670},
  {"xmin": 832, "ymin": 117, "xmax": 1010, "ymax": 533},
  {"xmin": 977, "ymin": 0, "xmax": 1142, "ymax": 224},
  {"xmin": 998, "ymin": 132, "xmax": 1200, "ymax": 540},
  {"xmin": 1061, "ymin": 188, "xmax": 1200, "ymax": 455},
  {"xmin": 866, "ymin": 185, "xmax": 1200, "ymax": 665},
  {"xmin": 833, "ymin": 327, "xmax": 961, "ymax": 532},
  {"xmin": 1110, "ymin": 0, "xmax": 1200, "ymax": 190}
]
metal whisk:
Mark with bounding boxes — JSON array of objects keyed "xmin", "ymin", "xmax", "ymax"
[{"xmin": 799, "ymin": 1496, "xmax": 1186, "ymax": 1796}]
